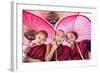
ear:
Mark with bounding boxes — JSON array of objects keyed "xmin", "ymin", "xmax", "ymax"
[{"xmin": 72, "ymin": 35, "xmax": 76, "ymax": 41}]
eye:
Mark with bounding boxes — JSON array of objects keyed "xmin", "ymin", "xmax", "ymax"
[
  {"xmin": 61, "ymin": 35, "xmax": 64, "ymax": 38},
  {"xmin": 38, "ymin": 37, "xmax": 41, "ymax": 39}
]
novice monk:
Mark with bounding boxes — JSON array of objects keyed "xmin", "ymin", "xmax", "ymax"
[
  {"xmin": 45, "ymin": 30, "xmax": 71, "ymax": 61},
  {"xmin": 66, "ymin": 32, "xmax": 89, "ymax": 60},
  {"xmin": 24, "ymin": 30, "xmax": 48, "ymax": 62}
]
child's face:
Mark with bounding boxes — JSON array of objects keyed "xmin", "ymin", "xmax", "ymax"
[
  {"xmin": 66, "ymin": 32, "xmax": 76, "ymax": 45},
  {"xmin": 55, "ymin": 31, "xmax": 64, "ymax": 45},
  {"xmin": 35, "ymin": 32, "xmax": 47, "ymax": 45}
]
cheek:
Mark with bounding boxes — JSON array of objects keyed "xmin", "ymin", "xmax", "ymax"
[
  {"xmin": 57, "ymin": 36, "xmax": 62, "ymax": 40},
  {"xmin": 41, "ymin": 40, "xmax": 45, "ymax": 44},
  {"xmin": 35, "ymin": 37, "xmax": 38, "ymax": 41},
  {"xmin": 61, "ymin": 38, "xmax": 64, "ymax": 42},
  {"xmin": 37, "ymin": 38, "xmax": 41, "ymax": 42},
  {"xmin": 41, "ymin": 38, "xmax": 46, "ymax": 43},
  {"xmin": 67, "ymin": 40, "xmax": 70, "ymax": 43},
  {"xmin": 67, "ymin": 39, "xmax": 73, "ymax": 43},
  {"xmin": 71, "ymin": 37, "xmax": 76, "ymax": 41},
  {"xmin": 55, "ymin": 36, "xmax": 58, "ymax": 40}
]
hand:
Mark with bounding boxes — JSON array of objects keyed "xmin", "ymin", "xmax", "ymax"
[
  {"xmin": 52, "ymin": 42, "xmax": 58, "ymax": 51},
  {"xmin": 23, "ymin": 47, "xmax": 31, "ymax": 54},
  {"xmin": 28, "ymin": 57, "xmax": 41, "ymax": 62}
]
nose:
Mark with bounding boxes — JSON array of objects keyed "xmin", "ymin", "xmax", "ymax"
[
  {"xmin": 39, "ymin": 40, "xmax": 43, "ymax": 44},
  {"xmin": 40, "ymin": 39, "xmax": 42, "ymax": 42}
]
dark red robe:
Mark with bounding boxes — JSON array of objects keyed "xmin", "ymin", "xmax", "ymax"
[
  {"xmin": 51, "ymin": 44, "xmax": 71, "ymax": 61},
  {"xmin": 70, "ymin": 41, "xmax": 89, "ymax": 60},
  {"xmin": 25, "ymin": 44, "xmax": 47, "ymax": 61}
]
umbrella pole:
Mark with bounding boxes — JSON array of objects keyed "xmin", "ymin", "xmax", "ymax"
[
  {"xmin": 76, "ymin": 44, "xmax": 84, "ymax": 60},
  {"xmin": 55, "ymin": 50, "xmax": 57, "ymax": 61}
]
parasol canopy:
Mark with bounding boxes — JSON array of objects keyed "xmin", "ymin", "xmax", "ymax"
[
  {"xmin": 56, "ymin": 15, "xmax": 91, "ymax": 42},
  {"xmin": 23, "ymin": 10, "xmax": 55, "ymax": 44}
]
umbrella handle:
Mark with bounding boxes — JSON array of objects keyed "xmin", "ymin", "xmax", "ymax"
[
  {"xmin": 55, "ymin": 50, "xmax": 57, "ymax": 60},
  {"xmin": 76, "ymin": 44, "xmax": 84, "ymax": 60}
]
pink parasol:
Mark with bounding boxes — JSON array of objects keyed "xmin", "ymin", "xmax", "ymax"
[
  {"xmin": 23, "ymin": 10, "xmax": 55, "ymax": 44},
  {"xmin": 56, "ymin": 15, "xmax": 91, "ymax": 42}
]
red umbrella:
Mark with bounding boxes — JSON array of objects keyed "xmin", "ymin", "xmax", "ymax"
[
  {"xmin": 23, "ymin": 10, "xmax": 55, "ymax": 44},
  {"xmin": 56, "ymin": 15, "xmax": 91, "ymax": 42}
]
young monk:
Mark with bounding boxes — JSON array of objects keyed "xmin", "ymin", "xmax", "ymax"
[
  {"xmin": 45, "ymin": 30, "xmax": 71, "ymax": 61},
  {"xmin": 24, "ymin": 30, "xmax": 48, "ymax": 62},
  {"xmin": 66, "ymin": 32, "xmax": 89, "ymax": 60}
]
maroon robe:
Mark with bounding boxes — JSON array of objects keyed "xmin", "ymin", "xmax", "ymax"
[
  {"xmin": 51, "ymin": 44, "xmax": 71, "ymax": 61},
  {"xmin": 25, "ymin": 44, "xmax": 47, "ymax": 61},
  {"xmin": 70, "ymin": 41, "xmax": 89, "ymax": 60}
]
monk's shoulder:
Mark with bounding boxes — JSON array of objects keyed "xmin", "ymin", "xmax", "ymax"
[
  {"xmin": 41, "ymin": 44, "xmax": 47, "ymax": 48},
  {"xmin": 77, "ymin": 41, "xmax": 86, "ymax": 46}
]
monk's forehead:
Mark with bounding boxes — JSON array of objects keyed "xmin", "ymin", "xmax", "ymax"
[
  {"xmin": 37, "ymin": 32, "xmax": 47, "ymax": 38},
  {"xmin": 66, "ymin": 32, "xmax": 74, "ymax": 37},
  {"xmin": 38, "ymin": 32, "xmax": 44, "ymax": 36},
  {"xmin": 56, "ymin": 30, "xmax": 65, "ymax": 35},
  {"xmin": 67, "ymin": 32, "xmax": 72, "ymax": 35}
]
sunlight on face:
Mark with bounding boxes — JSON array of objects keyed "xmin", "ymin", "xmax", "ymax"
[
  {"xmin": 66, "ymin": 32, "xmax": 76, "ymax": 45},
  {"xmin": 35, "ymin": 32, "xmax": 47, "ymax": 45},
  {"xmin": 55, "ymin": 30, "xmax": 65, "ymax": 45}
]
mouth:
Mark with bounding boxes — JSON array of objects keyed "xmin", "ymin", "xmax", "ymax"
[
  {"xmin": 38, "ymin": 42, "xmax": 42, "ymax": 45},
  {"xmin": 69, "ymin": 41, "xmax": 75, "ymax": 45},
  {"xmin": 56, "ymin": 40, "xmax": 61, "ymax": 44}
]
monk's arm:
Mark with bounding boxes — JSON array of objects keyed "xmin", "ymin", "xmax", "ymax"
[
  {"xmin": 45, "ymin": 45, "xmax": 50, "ymax": 60},
  {"xmin": 24, "ymin": 56, "xmax": 41, "ymax": 62},
  {"xmin": 30, "ymin": 43, "xmax": 36, "ymax": 48},
  {"xmin": 28, "ymin": 57, "xmax": 41, "ymax": 62},
  {"xmin": 45, "ymin": 45, "xmax": 56, "ymax": 61}
]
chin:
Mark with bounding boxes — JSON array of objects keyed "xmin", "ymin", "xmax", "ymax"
[
  {"xmin": 38, "ymin": 43, "xmax": 42, "ymax": 45},
  {"xmin": 57, "ymin": 42, "xmax": 62, "ymax": 45}
]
